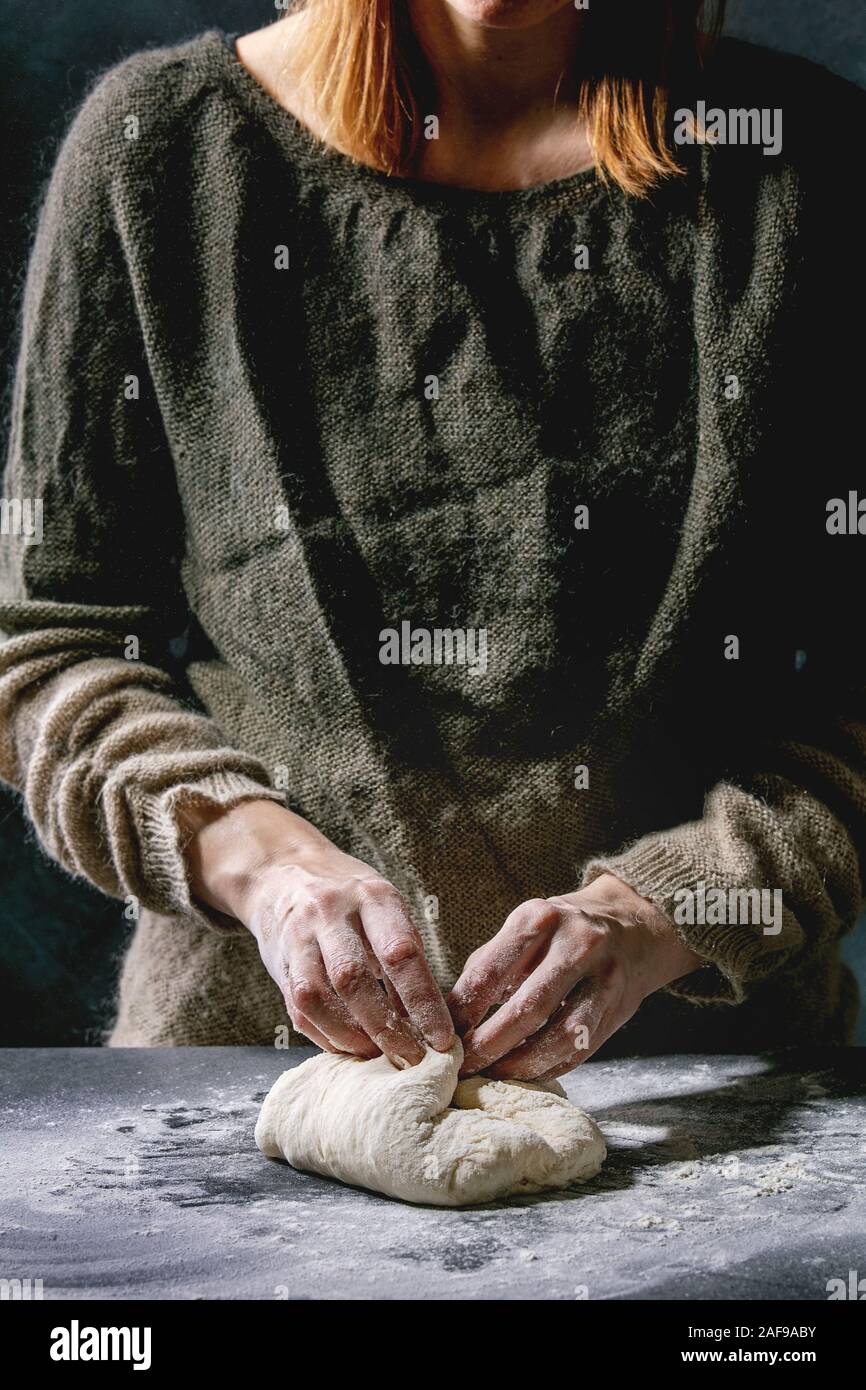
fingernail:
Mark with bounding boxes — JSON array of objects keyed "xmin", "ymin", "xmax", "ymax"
[{"xmin": 397, "ymin": 1043, "xmax": 425, "ymax": 1067}]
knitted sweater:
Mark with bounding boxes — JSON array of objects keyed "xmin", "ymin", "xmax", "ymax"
[{"xmin": 1, "ymin": 29, "xmax": 864, "ymax": 1050}]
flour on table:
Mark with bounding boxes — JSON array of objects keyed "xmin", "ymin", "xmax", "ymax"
[{"xmin": 255, "ymin": 1039, "xmax": 606, "ymax": 1207}]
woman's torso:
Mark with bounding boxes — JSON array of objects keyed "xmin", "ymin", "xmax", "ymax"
[{"xmin": 106, "ymin": 29, "xmax": 857, "ymax": 1046}]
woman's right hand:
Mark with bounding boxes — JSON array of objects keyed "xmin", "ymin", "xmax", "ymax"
[{"xmin": 179, "ymin": 798, "xmax": 455, "ymax": 1067}]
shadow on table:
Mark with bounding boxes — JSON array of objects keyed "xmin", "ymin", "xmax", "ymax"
[
  {"xmin": 474, "ymin": 1047, "xmax": 865, "ymax": 1210},
  {"xmin": 582, "ymin": 1047, "xmax": 865, "ymax": 1198}
]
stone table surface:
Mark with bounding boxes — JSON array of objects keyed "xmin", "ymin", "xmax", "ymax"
[{"xmin": 1, "ymin": 1046, "xmax": 864, "ymax": 1301}]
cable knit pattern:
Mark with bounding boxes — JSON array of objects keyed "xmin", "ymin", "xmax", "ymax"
[{"xmin": 0, "ymin": 29, "xmax": 863, "ymax": 1047}]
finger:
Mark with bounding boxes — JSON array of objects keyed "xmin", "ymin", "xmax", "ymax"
[
  {"xmin": 381, "ymin": 974, "xmax": 410, "ymax": 1019},
  {"xmin": 486, "ymin": 979, "xmax": 614, "ymax": 1081},
  {"xmin": 284, "ymin": 992, "xmax": 338, "ymax": 1054},
  {"xmin": 446, "ymin": 898, "xmax": 559, "ymax": 1034},
  {"xmin": 318, "ymin": 918, "xmax": 426, "ymax": 1067},
  {"xmin": 284, "ymin": 976, "xmax": 340, "ymax": 1053},
  {"xmin": 292, "ymin": 1016, "xmax": 337, "ymax": 1052},
  {"xmin": 285, "ymin": 936, "xmax": 379, "ymax": 1058},
  {"xmin": 357, "ymin": 882, "xmax": 455, "ymax": 1051},
  {"xmin": 459, "ymin": 944, "xmax": 585, "ymax": 1075},
  {"xmin": 535, "ymin": 1058, "xmax": 586, "ymax": 1083}
]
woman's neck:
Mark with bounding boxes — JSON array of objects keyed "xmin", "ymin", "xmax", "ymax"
[
  {"xmin": 236, "ymin": 5, "xmax": 594, "ymax": 191},
  {"xmin": 406, "ymin": 1, "xmax": 592, "ymax": 189},
  {"xmin": 407, "ymin": 0, "xmax": 587, "ymax": 131}
]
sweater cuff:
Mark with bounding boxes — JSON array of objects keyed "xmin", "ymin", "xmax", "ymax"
[
  {"xmin": 122, "ymin": 767, "xmax": 286, "ymax": 934},
  {"xmin": 580, "ymin": 836, "xmax": 792, "ymax": 1006}
]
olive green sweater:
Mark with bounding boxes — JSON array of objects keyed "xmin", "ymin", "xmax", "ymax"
[{"xmin": 1, "ymin": 29, "xmax": 864, "ymax": 1049}]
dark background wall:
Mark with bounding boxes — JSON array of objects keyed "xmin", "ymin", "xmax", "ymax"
[{"xmin": 0, "ymin": 1, "xmax": 864, "ymax": 1043}]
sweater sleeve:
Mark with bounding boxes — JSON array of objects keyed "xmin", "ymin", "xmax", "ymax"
[
  {"xmin": 0, "ymin": 78, "xmax": 284, "ymax": 930},
  {"xmin": 580, "ymin": 714, "xmax": 866, "ymax": 1006}
]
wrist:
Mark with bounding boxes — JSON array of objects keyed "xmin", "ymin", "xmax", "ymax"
[
  {"xmin": 180, "ymin": 798, "xmax": 328, "ymax": 922},
  {"xmin": 580, "ymin": 871, "xmax": 703, "ymax": 985}
]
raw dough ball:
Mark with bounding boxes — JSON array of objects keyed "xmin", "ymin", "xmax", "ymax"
[{"xmin": 255, "ymin": 1039, "xmax": 606, "ymax": 1206}]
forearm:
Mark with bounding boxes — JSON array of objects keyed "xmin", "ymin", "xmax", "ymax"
[{"xmin": 0, "ymin": 627, "xmax": 283, "ymax": 923}]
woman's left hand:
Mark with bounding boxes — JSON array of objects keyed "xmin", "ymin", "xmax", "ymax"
[{"xmin": 447, "ymin": 872, "xmax": 703, "ymax": 1081}]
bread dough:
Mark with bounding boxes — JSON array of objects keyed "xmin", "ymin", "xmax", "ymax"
[{"xmin": 255, "ymin": 1039, "xmax": 606, "ymax": 1206}]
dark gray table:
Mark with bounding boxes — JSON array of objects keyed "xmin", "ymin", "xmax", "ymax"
[{"xmin": 1, "ymin": 1047, "xmax": 864, "ymax": 1300}]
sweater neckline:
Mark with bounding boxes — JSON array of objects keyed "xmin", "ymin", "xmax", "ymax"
[{"xmin": 210, "ymin": 28, "xmax": 603, "ymax": 213}]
